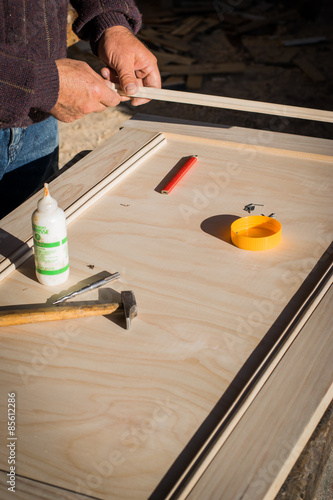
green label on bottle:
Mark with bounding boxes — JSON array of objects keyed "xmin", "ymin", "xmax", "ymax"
[
  {"xmin": 34, "ymin": 237, "xmax": 67, "ymax": 248},
  {"xmin": 36, "ymin": 264, "xmax": 69, "ymax": 275},
  {"xmin": 32, "ymin": 224, "xmax": 49, "ymax": 235},
  {"xmin": 33, "ymin": 236, "xmax": 69, "ymax": 275}
]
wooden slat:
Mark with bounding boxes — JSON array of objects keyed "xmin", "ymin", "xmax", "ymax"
[
  {"xmin": 114, "ymin": 85, "xmax": 333, "ymax": 123},
  {"xmin": 0, "ymin": 129, "xmax": 166, "ymax": 282},
  {"xmin": 123, "ymin": 114, "xmax": 333, "ymax": 159},
  {"xmin": 152, "ymin": 50, "xmax": 195, "ymax": 66},
  {"xmin": 166, "ymin": 260, "xmax": 333, "ymax": 499},
  {"xmin": 186, "ymin": 284, "xmax": 333, "ymax": 500},
  {"xmin": 186, "ymin": 74, "xmax": 203, "ymax": 91},
  {"xmin": 0, "ymin": 471, "xmax": 89, "ymax": 500},
  {"xmin": 171, "ymin": 16, "xmax": 202, "ymax": 36},
  {"xmin": 294, "ymin": 57, "xmax": 326, "ymax": 83},
  {"xmin": 139, "ymin": 29, "xmax": 190, "ymax": 52}
]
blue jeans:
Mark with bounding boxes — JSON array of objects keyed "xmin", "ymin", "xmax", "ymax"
[{"xmin": 0, "ymin": 117, "xmax": 59, "ymax": 219}]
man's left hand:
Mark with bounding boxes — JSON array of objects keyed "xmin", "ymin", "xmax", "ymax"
[{"xmin": 98, "ymin": 26, "xmax": 161, "ymax": 106}]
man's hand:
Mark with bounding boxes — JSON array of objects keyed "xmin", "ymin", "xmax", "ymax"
[
  {"xmin": 50, "ymin": 58, "xmax": 121, "ymax": 123},
  {"xmin": 98, "ymin": 26, "xmax": 161, "ymax": 106}
]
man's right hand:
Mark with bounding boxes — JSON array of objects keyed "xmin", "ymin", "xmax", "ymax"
[{"xmin": 50, "ymin": 58, "xmax": 121, "ymax": 123}]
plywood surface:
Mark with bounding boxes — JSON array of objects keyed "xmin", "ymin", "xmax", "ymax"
[
  {"xmin": 0, "ymin": 127, "xmax": 163, "ymax": 274},
  {"xmin": 187, "ymin": 285, "xmax": 333, "ymax": 500},
  {"xmin": 0, "ymin": 471, "xmax": 86, "ymax": 500},
  {"xmin": 124, "ymin": 114, "xmax": 333, "ymax": 158},
  {"xmin": 0, "ymin": 118, "xmax": 332, "ymax": 499}
]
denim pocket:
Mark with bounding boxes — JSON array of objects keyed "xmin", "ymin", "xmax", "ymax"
[{"xmin": 4, "ymin": 116, "xmax": 59, "ymax": 174}]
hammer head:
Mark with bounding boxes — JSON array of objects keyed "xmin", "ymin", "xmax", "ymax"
[{"xmin": 121, "ymin": 291, "xmax": 137, "ymax": 330}]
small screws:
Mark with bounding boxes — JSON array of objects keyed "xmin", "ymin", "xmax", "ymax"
[
  {"xmin": 261, "ymin": 213, "xmax": 276, "ymax": 218},
  {"xmin": 244, "ymin": 204, "xmax": 276, "ymax": 218},
  {"xmin": 243, "ymin": 203, "xmax": 264, "ymax": 214}
]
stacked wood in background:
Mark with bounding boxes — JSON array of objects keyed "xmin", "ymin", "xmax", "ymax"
[
  {"xmin": 135, "ymin": 0, "xmax": 329, "ymax": 89},
  {"xmin": 130, "ymin": 0, "xmax": 333, "ymax": 140},
  {"xmin": 67, "ymin": 0, "xmax": 333, "ymax": 138}
]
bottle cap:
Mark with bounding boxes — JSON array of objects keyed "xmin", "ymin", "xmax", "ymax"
[
  {"xmin": 231, "ymin": 215, "xmax": 281, "ymax": 251},
  {"xmin": 37, "ymin": 183, "xmax": 58, "ymax": 213}
]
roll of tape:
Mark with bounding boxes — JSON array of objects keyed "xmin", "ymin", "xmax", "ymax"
[{"xmin": 231, "ymin": 216, "xmax": 281, "ymax": 251}]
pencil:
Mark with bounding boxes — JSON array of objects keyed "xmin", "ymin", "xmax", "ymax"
[{"xmin": 161, "ymin": 155, "xmax": 198, "ymax": 194}]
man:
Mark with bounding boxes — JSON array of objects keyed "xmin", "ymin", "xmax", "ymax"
[{"xmin": 0, "ymin": 0, "xmax": 161, "ymax": 218}]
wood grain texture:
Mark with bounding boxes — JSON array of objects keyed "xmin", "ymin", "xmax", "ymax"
[
  {"xmin": 187, "ymin": 285, "xmax": 333, "ymax": 500},
  {"xmin": 0, "ymin": 471, "xmax": 90, "ymax": 499},
  {"xmin": 0, "ymin": 119, "xmax": 332, "ymax": 499},
  {"xmin": 0, "ymin": 128, "xmax": 165, "ymax": 281},
  {"xmin": 0, "ymin": 302, "xmax": 120, "ymax": 326},
  {"xmin": 124, "ymin": 114, "xmax": 333, "ymax": 159},
  {"xmin": 113, "ymin": 85, "xmax": 333, "ymax": 123},
  {"xmin": 167, "ymin": 265, "xmax": 333, "ymax": 499}
]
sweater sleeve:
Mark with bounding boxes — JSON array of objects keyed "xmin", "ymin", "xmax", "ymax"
[
  {"xmin": 70, "ymin": 0, "xmax": 142, "ymax": 55},
  {"xmin": 0, "ymin": 46, "xmax": 59, "ymax": 128}
]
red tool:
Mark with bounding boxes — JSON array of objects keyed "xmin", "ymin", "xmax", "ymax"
[{"xmin": 161, "ymin": 155, "xmax": 198, "ymax": 194}]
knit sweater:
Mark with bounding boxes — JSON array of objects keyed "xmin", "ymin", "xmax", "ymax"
[{"xmin": 0, "ymin": 0, "xmax": 142, "ymax": 129}]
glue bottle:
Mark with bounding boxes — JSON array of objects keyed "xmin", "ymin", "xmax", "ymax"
[{"xmin": 32, "ymin": 183, "xmax": 69, "ymax": 286}]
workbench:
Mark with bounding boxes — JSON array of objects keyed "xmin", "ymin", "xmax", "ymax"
[{"xmin": 0, "ymin": 115, "xmax": 332, "ymax": 499}]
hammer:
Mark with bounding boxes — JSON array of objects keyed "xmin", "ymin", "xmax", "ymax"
[{"xmin": 0, "ymin": 291, "xmax": 137, "ymax": 330}]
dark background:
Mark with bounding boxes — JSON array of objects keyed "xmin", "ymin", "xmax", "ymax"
[{"xmin": 133, "ymin": 0, "xmax": 333, "ymax": 139}]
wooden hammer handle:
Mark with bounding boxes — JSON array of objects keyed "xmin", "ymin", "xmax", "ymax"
[{"xmin": 0, "ymin": 303, "xmax": 120, "ymax": 327}]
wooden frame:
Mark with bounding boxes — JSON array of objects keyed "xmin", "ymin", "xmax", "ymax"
[
  {"xmin": 0, "ymin": 115, "xmax": 332, "ymax": 499},
  {"xmin": 0, "ymin": 129, "xmax": 166, "ymax": 281}
]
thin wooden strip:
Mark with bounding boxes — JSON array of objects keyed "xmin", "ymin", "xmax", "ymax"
[
  {"xmin": 0, "ymin": 245, "xmax": 34, "ymax": 282},
  {"xmin": 186, "ymin": 74, "xmax": 203, "ymax": 91},
  {"xmin": 194, "ymin": 17, "xmax": 220, "ymax": 34},
  {"xmin": 164, "ymin": 132, "xmax": 333, "ymax": 162},
  {"xmin": 188, "ymin": 286, "xmax": 333, "ymax": 500},
  {"xmin": 0, "ymin": 240, "xmax": 34, "ymax": 275},
  {"xmin": 166, "ymin": 261, "xmax": 333, "ymax": 499},
  {"xmin": 294, "ymin": 56, "xmax": 326, "ymax": 83},
  {"xmin": 0, "ymin": 470, "xmax": 89, "ymax": 499},
  {"xmin": 0, "ymin": 127, "xmax": 161, "ymax": 268},
  {"xmin": 152, "ymin": 50, "xmax": 195, "ymax": 66},
  {"xmin": 0, "ymin": 134, "xmax": 166, "ymax": 282},
  {"xmin": 139, "ymin": 29, "xmax": 190, "ymax": 52},
  {"xmin": 115, "ymin": 85, "xmax": 333, "ymax": 123},
  {"xmin": 123, "ymin": 114, "xmax": 333, "ymax": 157},
  {"xmin": 171, "ymin": 16, "xmax": 202, "ymax": 36}
]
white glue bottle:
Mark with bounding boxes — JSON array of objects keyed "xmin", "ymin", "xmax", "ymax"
[{"xmin": 32, "ymin": 183, "xmax": 69, "ymax": 286}]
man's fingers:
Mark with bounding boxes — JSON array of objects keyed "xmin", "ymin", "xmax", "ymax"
[
  {"xmin": 98, "ymin": 82, "xmax": 121, "ymax": 108},
  {"xmin": 104, "ymin": 77, "xmax": 131, "ymax": 102},
  {"xmin": 136, "ymin": 66, "xmax": 161, "ymax": 90},
  {"xmin": 115, "ymin": 62, "xmax": 139, "ymax": 95},
  {"xmin": 51, "ymin": 59, "xmax": 122, "ymax": 122},
  {"xmin": 102, "ymin": 65, "xmax": 138, "ymax": 102},
  {"xmin": 101, "ymin": 67, "xmax": 111, "ymax": 80}
]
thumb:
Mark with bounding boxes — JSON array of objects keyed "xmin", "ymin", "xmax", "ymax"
[{"xmin": 117, "ymin": 64, "xmax": 138, "ymax": 95}]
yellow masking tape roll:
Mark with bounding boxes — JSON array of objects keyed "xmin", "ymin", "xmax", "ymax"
[{"xmin": 231, "ymin": 216, "xmax": 281, "ymax": 251}]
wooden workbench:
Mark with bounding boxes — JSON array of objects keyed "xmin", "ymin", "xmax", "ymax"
[{"xmin": 0, "ymin": 115, "xmax": 332, "ymax": 499}]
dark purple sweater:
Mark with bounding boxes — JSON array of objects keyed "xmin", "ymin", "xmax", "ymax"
[{"xmin": 0, "ymin": 0, "xmax": 142, "ymax": 129}]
